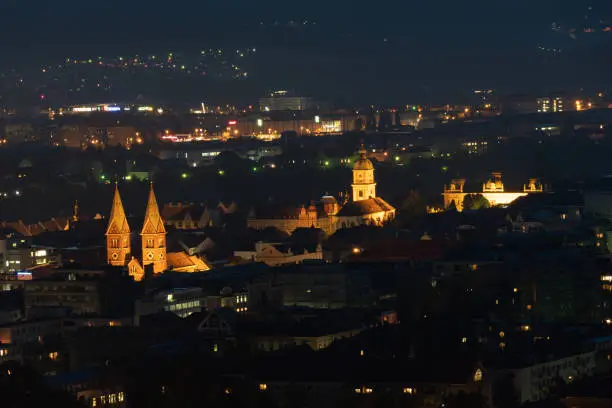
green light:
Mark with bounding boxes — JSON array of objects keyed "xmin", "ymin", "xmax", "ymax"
[
  {"xmin": 324, "ymin": 161, "xmax": 329, "ymax": 166},
  {"xmin": 218, "ymin": 170, "xmax": 225, "ymax": 176},
  {"xmin": 124, "ymin": 175, "xmax": 132, "ymax": 181},
  {"xmin": 394, "ymin": 156, "xmax": 400, "ymax": 161},
  {"xmin": 441, "ymin": 166, "xmax": 448, "ymax": 172},
  {"xmin": 100, "ymin": 175, "xmax": 106, "ymax": 180},
  {"xmin": 181, "ymin": 173, "xmax": 188, "ymax": 179},
  {"xmin": 252, "ymin": 167, "xmax": 257, "ymax": 172}
]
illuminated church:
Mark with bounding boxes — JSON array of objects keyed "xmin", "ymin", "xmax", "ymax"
[
  {"xmin": 333, "ymin": 146, "xmax": 396, "ymax": 229},
  {"xmin": 106, "ymin": 183, "xmax": 210, "ymax": 281},
  {"xmin": 248, "ymin": 146, "xmax": 396, "ymax": 235}
]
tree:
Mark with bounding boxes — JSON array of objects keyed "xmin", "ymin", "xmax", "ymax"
[
  {"xmin": 399, "ymin": 190, "xmax": 426, "ymax": 221},
  {"xmin": 463, "ymin": 194, "xmax": 490, "ymax": 211}
]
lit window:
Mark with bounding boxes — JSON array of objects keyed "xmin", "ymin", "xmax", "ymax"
[
  {"xmin": 91, "ymin": 397, "xmax": 97, "ymax": 407},
  {"xmin": 259, "ymin": 384, "xmax": 267, "ymax": 391},
  {"xmin": 49, "ymin": 352, "xmax": 59, "ymax": 361},
  {"xmin": 109, "ymin": 393, "xmax": 116, "ymax": 403},
  {"xmin": 461, "ymin": 337, "xmax": 467, "ymax": 343},
  {"xmin": 100, "ymin": 396, "xmax": 106, "ymax": 404},
  {"xmin": 474, "ymin": 369, "xmax": 483, "ymax": 382},
  {"xmin": 521, "ymin": 325, "xmax": 530, "ymax": 332},
  {"xmin": 403, "ymin": 387, "xmax": 415, "ymax": 394},
  {"xmin": 118, "ymin": 392, "xmax": 124, "ymax": 402},
  {"xmin": 0, "ymin": 349, "xmax": 7, "ymax": 357}
]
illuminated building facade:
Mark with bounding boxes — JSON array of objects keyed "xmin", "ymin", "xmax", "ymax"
[
  {"xmin": 105, "ymin": 184, "xmax": 212, "ymax": 281},
  {"xmin": 106, "ymin": 186, "xmax": 132, "ymax": 267},
  {"xmin": 140, "ymin": 186, "xmax": 168, "ymax": 275},
  {"xmin": 537, "ymin": 96, "xmax": 566, "ymax": 113},
  {"xmin": 248, "ymin": 147, "xmax": 395, "ymax": 234},
  {"xmin": 443, "ymin": 173, "xmax": 543, "ymax": 211},
  {"xmin": 259, "ymin": 91, "xmax": 314, "ymax": 112}
]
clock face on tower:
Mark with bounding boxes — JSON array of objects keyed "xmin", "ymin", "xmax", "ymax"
[
  {"xmin": 112, "ymin": 253, "xmax": 119, "ymax": 260},
  {"xmin": 147, "ymin": 252, "xmax": 154, "ymax": 260}
]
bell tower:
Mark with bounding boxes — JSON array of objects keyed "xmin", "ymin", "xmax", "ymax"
[
  {"xmin": 106, "ymin": 183, "xmax": 131, "ymax": 266},
  {"xmin": 141, "ymin": 183, "xmax": 167, "ymax": 274},
  {"xmin": 351, "ymin": 146, "xmax": 376, "ymax": 202}
]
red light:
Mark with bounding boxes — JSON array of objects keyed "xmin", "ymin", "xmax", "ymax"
[{"xmin": 228, "ymin": 120, "xmax": 237, "ymax": 126}]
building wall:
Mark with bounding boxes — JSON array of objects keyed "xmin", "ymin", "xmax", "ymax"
[
  {"xmin": 443, "ymin": 192, "xmax": 528, "ymax": 211},
  {"xmin": 248, "ymin": 213, "xmax": 334, "ymax": 236},
  {"xmin": 254, "ymin": 328, "xmax": 365, "ymax": 352},
  {"xmin": 443, "ymin": 192, "xmax": 467, "ymax": 211},
  {"xmin": 0, "ymin": 319, "xmax": 63, "ymax": 345},
  {"xmin": 512, "ymin": 351, "xmax": 596, "ymax": 403}
]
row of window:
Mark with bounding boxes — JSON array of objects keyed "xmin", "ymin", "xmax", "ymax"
[
  {"xmin": 164, "ymin": 300, "xmax": 200, "ymax": 312},
  {"xmin": 355, "ymin": 386, "xmax": 416, "ymax": 395},
  {"xmin": 91, "ymin": 392, "xmax": 125, "ymax": 406}
]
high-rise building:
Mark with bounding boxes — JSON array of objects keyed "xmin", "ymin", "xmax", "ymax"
[{"xmin": 259, "ymin": 90, "xmax": 314, "ymax": 112}]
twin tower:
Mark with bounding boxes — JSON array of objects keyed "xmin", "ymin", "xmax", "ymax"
[{"xmin": 105, "ymin": 183, "xmax": 167, "ymax": 277}]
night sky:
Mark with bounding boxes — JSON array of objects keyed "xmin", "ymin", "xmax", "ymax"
[{"xmin": 2, "ymin": 0, "xmax": 611, "ymax": 103}]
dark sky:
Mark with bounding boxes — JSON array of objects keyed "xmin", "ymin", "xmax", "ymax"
[{"xmin": 1, "ymin": 0, "xmax": 611, "ymax": 103}]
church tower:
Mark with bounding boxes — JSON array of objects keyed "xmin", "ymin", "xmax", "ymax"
[
  {"xmin": 141, "ymin": 183, "xmax": 167, "ymax": 274},
  {"xmin": 106, "ymin": 184, "xmax": 131, "ymax": 266},
  {"xmin": 351, "ymin": 146, "xmax": 376, "ymax": 202}
]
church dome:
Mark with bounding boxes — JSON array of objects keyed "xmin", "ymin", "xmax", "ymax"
[{"xmin": 353, "ymin": 146, "xmax": 374, "ymax": 170}]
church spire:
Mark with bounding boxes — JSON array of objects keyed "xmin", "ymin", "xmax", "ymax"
[
  {"xmin": 106, "ymin": 184, "xmax": 130, "ymax": 235},
  {"xmin": 141, "ymin": 183, "xmax": 167, "ymax": 274},
  {"xmin": 142, "ymin": 183, "xmax": 166, "ymax": 235},
  {"xmin": 106, "ymin": 183, "xmax": 131, "ymax": 266}
]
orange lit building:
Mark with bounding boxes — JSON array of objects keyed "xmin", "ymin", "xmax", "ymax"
[
  {"xmin": 105, "ymin": 184, "xmax": 211, "ymax": 281},
  {"xmin": 443, "ymin": 173, "xmax": 543, "ymax": 211},
  {"xmin": 248, "ymin": 147, "xmax": 395, "ymax": 235}
]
